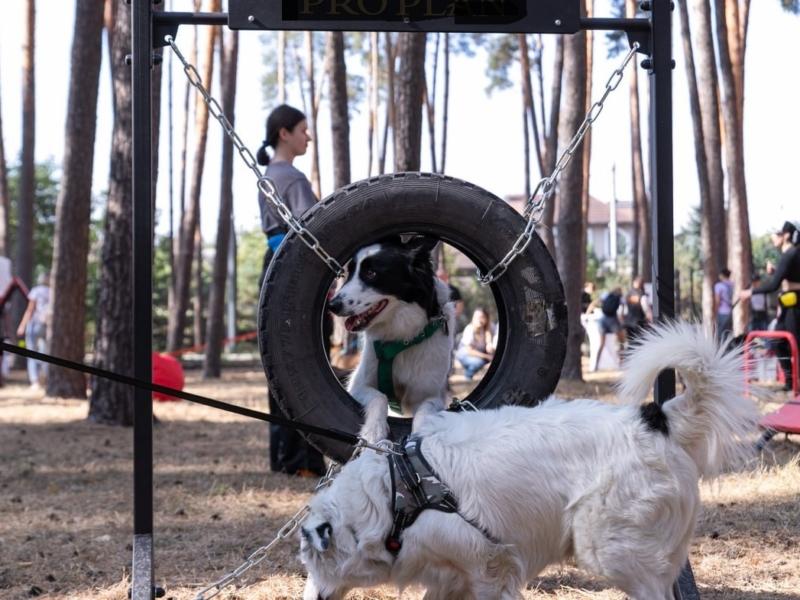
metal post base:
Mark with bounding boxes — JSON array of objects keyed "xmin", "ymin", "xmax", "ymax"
[{"xmin": 131, "ymin": 534, "xmax": 154, "ymax": 600}]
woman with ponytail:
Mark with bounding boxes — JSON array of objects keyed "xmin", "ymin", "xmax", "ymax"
[
  {"xmin": 258, "ymin": 104, "xmax": 325, "ymax": 477},
  {"xmin": 257, "ymin": 104, "xmax": 316, "ymax": 265}
]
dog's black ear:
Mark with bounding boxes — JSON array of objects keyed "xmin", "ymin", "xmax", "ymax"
[
  {"xmin": 405, "ymin": 235, "xmax": 439, "ymax": 262},
  {"xmin": 309, "ymin": 522, "xmax": 333, "ymax": 552},
  {"xmin": 378, "ymin": 234, "xmax": 404, "ymax": 247}
]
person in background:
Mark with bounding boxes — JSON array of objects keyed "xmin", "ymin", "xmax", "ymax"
[
  {"xmin": 437, "ymin": 267, "xmax": 465, "ymax": 330},
  {"xmin": 581, "ymin": 281, "xmax": 596, "ymax": 314},
  {"xmin": 17, "ymin": 271, "xmax": 51, "ymax": 389},
  {"xmin": 740, "ymin": 221, "xmax": 800, "ymax": 391},
  {"xmin": 713, "ymin": 268, "xmax": 734, "ymax": 340},
  {"xmin": 623, "ymin": 276, "xmax": 651, "ymax": 343},
  {"xmin": 591, "ymin": 286, "xmax": 625, "ymax": 371},
  {"xmin": 257, "ymin": 104, "xmax": 325, "ymax": 477},
  {"xmin": 455, "ymin": 307, "xmax": 495, "ymax": 380},
  {"xmin": 748, "ymin": 273, "xmax": 770, "ymax": 333}
]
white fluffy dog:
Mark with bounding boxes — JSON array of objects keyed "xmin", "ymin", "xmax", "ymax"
[
  {"xmin": 299, "ymin": 323, "xmax": 758, "ymax": 600},
  {"xmin": 327, "ymin": 236, "xmax": 455, "ymax": 442}
]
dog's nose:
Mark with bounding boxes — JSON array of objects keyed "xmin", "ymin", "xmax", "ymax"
[{"xmin": 328, "ymin": 296, "xmax": 344, "ymax": 315}]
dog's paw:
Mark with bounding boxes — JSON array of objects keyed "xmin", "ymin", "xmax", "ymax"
[{"xmin": 411, "ymin": 397, "xmax": 446, "ymax": 431}]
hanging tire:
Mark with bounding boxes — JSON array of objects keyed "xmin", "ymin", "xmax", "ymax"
[{"xmin": 258, "ymin": 172, "xmax": 567, "ymax": 462}]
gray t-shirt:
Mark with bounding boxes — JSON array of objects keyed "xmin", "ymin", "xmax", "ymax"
[{"xmin": 258, "ymin": 161, "xmax": 317, "ymax": 235}]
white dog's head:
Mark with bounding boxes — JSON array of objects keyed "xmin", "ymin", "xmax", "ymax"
[
  {"xmin": 299, "ymin": 451, "xmax": 395, "ymax": 599},
  {"xmin": 327, "ymin": 236, "xmax": 441, "ymax": 340}
]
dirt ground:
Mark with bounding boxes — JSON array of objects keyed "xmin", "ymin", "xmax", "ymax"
[{"xmin": 1, "ymin": 363, "xmax": 799, "ymax": 600}]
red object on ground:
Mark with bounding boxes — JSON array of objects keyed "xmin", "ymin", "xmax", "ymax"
[
  {"xmin": 744, "ymin": 330, "xmax": 798, "ymax": 397},
  {"xmin": 152, "ymin": 352, "xmax": 184, "ymax": 402},
  {"xmin": 760, "ymin": 399, "xmax": 800, "ymax": 435},
  {"xmin": 744, "ymin": 331, "xmax": 800, "ymax": 436}
]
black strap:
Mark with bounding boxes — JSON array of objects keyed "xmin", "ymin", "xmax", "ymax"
[{"xmin": 0, "ymin": 341, "xmax": 359, "ymax": 445}]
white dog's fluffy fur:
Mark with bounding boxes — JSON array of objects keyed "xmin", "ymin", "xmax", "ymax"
[
  {"xmin": 329, "ymin": 238, "xmax": 455, "ymax": 442},
  {"xmin": 299, "ymin": 323, "xmax": 758, "ymax": 600}
]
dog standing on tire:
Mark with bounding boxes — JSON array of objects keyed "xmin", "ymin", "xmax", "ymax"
[
  {"xmin": 327, "ymin": 235, "xmax": 456, "ymax": 442},
  {"xmin": 299, "ymin": 322, "xmax": 758, "ymax": 600}
]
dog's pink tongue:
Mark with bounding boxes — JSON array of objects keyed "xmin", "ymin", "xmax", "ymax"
[{"xmin": 344, "ymin": 315, "xmax": 361, "ymax": 332}]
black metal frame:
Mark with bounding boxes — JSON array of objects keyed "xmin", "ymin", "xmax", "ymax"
[{"xmin": 130, "ymin": 2, "xmax": 686, "ymax": 598}]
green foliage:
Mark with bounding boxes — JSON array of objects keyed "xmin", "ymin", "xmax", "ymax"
[
  {"xmin": 152, "ymin": 235, "xmax": 173, "ymax": 349},
  {"xmin": 780, "ymin": 0, "xmax": 800, "ymax": 13},
  {"xmin": 236, "ymin": 228, "xmax": 267, "ymax": 336},
  {"xmin": 752, "ymin": 233, "xmax": 781, "ymax": 278},
  {"xmin": 480, "ymin": 34, "xmax": 519, "ymax": 94},
  {"xmin": 674, "ymin": 208, "xmax": 703, "ymax": 319},
  {"xmin": 6, "ymin": 161, "xmax": 59, "ymax": 274}
]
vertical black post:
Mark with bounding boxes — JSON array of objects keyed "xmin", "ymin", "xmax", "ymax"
[
  {"xmin": 649, "ymin": 0, "xmax": 675, "ymax": 403},
  {"xmin": 131, "ymin": 0, "xmax": 154, "ymax": 599},
  {"xmin": 649, "ymin": 1, "xmax": 700, "ymax": 598}
]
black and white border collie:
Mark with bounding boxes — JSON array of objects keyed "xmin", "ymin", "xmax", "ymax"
[{"xmin": 327, "ymin": 236, "xmax": 455, "ymax": 442}]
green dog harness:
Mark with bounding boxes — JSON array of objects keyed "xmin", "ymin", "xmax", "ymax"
[{"xmin": 373, "ymin": 316, "xmax": 447, "ymax": 414}]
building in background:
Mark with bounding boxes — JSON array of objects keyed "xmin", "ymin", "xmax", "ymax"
[{"xmin": 504, "ymin": 194, "xmax": 635, "ymax": 274}]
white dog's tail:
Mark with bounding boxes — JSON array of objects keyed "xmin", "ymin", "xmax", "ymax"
[{"xmin": 618, "ymin": 322, "xmax": 759, "ymax": 478}]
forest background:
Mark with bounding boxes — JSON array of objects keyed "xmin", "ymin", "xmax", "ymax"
[{"xmin": 0, "ymin": 0, "xmax": 798, "ymax": 416}]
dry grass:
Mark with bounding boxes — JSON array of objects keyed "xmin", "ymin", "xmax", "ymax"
[{"xmin": 1, "ymin": 364, "xmax": 798, "ymax": 600}]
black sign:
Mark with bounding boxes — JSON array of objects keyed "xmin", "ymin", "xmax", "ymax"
[{"xmin": 229, "ymin": 0, "xmax": 581, "ymax": 33}]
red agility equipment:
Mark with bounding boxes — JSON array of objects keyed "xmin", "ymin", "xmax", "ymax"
[{"xmin": 152, "ymin": 353, "xmax": 184, "ymax": 402}]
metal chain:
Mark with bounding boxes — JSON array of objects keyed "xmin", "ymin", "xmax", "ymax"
[
  {"xmin": 165, "ymin": 36, "xmax": 345, "ymax": 278},
  {"xmin": 192, "ymin": 462, "xmax": 340, "ymax": 600},
  {"xmin": 477, "ymin": 42, "xmax": 640, "ymax": 286},
  {"xmin": 192, "ymin": 438, "xmax": 400, "ymax": 600}
]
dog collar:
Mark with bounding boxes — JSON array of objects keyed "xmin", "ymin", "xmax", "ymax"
[
  {"xmin": 373, "ymin": 316, "xmax": 448, "ymax": 414},
  {"xmin": 385, "ymin": 435, "xmax": 497, "ymax": 555}
]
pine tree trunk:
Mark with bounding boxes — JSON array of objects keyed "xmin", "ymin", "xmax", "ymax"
[
  {"xmin": 306, "ymin": 32, "xmax": 322, "ymax": 197},
  {"xmin": 193, "ymin": 220, "xmax": 203, "ymax": 347},
  {"xmin": 678, "ymin": 0, "xmax": 716, "ymax": 326},
  {"xmin": 425, "ymin": 33, "xmax": 439, "ymax": 172},
  {"xmin": 367, "ymin": 32, "xmax": 377, "ymax": 176},
  {"xmin": 555, "ymin": 29, "xmax": 587, "ymax": 381},
  {"xmin": 394, "ymin": 33, "xmax": 427, "ymax": 172},
  {"xmin": 714, "ymin": 0, "xmax": 751, "ymax": 335},
  {"xmin": 378, "ymin": 33, "xmax": 395, "ymax": 175},
  {"xmin": 46, "ymin": 0, "xmax": 105, "ymax": 398},
  {"xmin": 89, "ymin": 0, "xmax": 134, "ymax": 425},
  {"xmin": 327, "ymin": 32, "xmax": 350, "ymax": 189},
  {"xmin": 203, "ymin": 29, "xmax": 238, "ymax": 379},
  {"xmin": 15, "ymin": 0, "xmax": 36, "ymax": 326},
  {"xmin": 519, "ymin": 34, "xmax": 544, "ymax": 179},
  {"xmin": 519, "ymin": 36, "xmax": 531, "ymax": 196},
  {"xmin": 167, "ymin": 0, "xmax": 219, "ymax": 352},
  {"xmin": 692, "ymin": 0, "xmax": 727, "ymax": 280},
  {"xmin": 170, "ymin": 10, "xmax": 199, "ymax": 346},
  {"xmin": 541, "ymin": 35, "xmax": 564, "ymax": 255},
  {"xmin": 580, "ymin": 1, "xmax": 594, "ymax": 281},
  {"xmin": 0, "ymin": 62, "xmax": 9, "ymax": 256},
  {"xmin": 439, "ymin": 33, "xmax": 450, "ymax": 173},
  {"xmin": 277, "ymin": 30, "xmax": 286, "ymax": 103},
  {"xmin": 627, "ymin": 0, "xmax": 651, "ymax": 282}
]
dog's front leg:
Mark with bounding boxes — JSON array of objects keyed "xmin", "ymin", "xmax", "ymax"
[{"xmin": 358, "ymin": 390, "xmax": 390, "ymax": 443}]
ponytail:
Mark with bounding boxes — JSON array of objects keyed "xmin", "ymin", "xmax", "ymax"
[{"xmin": 256, "ymin": 141, "xmax": 271, "ymax": 166}]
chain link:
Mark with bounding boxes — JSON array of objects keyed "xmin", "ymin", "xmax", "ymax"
[
  {"xmin": 165, "ymin": 36, "xmax": 345, "ymax": 278},
  {"xmin": 191, "ymin": 438, "xmax": 401, "ymax": 599},
  {"xmin": 478, "ymin": 42, "xmax": 640, "ymax": 286}
]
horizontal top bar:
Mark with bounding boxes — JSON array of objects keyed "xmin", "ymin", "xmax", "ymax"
[
  {"xmin": 154, "ymin": 11, "xmax": 229, "ymax": 27},
  {"xmin": 153, "ymin": 11, "xmax": 650, "ymax": 35}
]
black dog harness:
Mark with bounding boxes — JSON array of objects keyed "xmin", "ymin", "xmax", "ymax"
[{"xmin": 384, "ymin": 435, "xmax": 498, "ymax": 554}]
